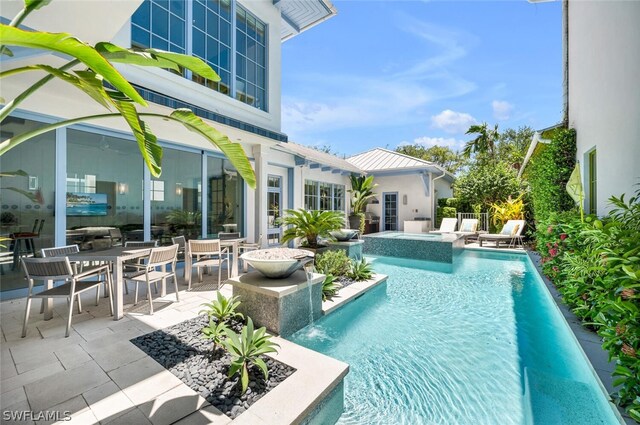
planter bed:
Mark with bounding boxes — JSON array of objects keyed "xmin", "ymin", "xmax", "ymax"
[{"xmin": 130, "ymin": 315, "xmax": 296, "ymax": 419}]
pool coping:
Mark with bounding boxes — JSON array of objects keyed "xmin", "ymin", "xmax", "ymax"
[
  {"xmin": 525, "ymin": 249, "xmax": 634, "ymax": 425},
  {"xmin": 321, "ymin": 273, "xmax": 388, "ymax": 315}
]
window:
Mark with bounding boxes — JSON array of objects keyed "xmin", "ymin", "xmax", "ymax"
[
  {"xmin": 588, "ymin": 150, "xmax": 597, "ymax": 214},
  {"xmin": 235, "ymin": 6, "xmax": 267, "ymax": 110},
  {"xmin": 304, "ymin": 180, "xmax": 345, "ymax": 212},
  {"xmin": 191, "ymin": 0, "xmax": 232, "ymax": 94},
  {"xmin": 267, "ymin": 176, "xmax": 281, "ymax": 246},
  {"xmin": 150, "ymin": 180, "xmax": 165, "ymax": 201},
  {"xmin": 131, "ymin": 0, "xmax": 267, "ymax": 110},
  {"xmin": 132, "ymin": 0, "xmax": 186, "ymax": 55}
]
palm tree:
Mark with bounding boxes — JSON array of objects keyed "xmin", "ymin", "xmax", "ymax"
[{"xmin": 462, "ymin": 123, "xmax": 500, "ymax": 162}]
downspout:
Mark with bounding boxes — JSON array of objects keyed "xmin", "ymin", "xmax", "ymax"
[
  {"xmin": 431, "ymin": 167, "xmax": 447, "ymax": 228},
  {"xmin": 562, "ymin": 0, "xmax": 569, "ymax": 126}
]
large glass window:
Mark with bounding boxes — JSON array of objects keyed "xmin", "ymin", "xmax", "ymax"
[
  {"xmin": 151, "ymin": 148, "xmax": 202, "ymax": 241},
  {"xmin": 67, "ymin": 130, "xmax": 144, "ymax": 246},
  {"xmin": 207, "ymin": 156, "xmax": 243, "ymax": 236},
  {"xmin": 235, "ymin": 5, "xmax": 267, "ymax": 110},
  {"xmin": 304, "ymin": 180, "xmax": 345, "ymax": 212},
  {"xmin": 192, "ymin": 0, "xmax": 232, "ymax": 94},
  {"xmin": 131, "ymin": 0, "xmax": 267, "ymax": 110},
  {"xmin": 132, "ymin": 0, "xmax": 186, "ymax": 54},
  {"xmin": 0, "ymin": 118, "xmax": 55, "ymax": 291}
]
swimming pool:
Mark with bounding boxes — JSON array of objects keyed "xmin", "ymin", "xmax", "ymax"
[{"xmin": 290, "ymin": 250, "xmax": 621, "ymax": 425}]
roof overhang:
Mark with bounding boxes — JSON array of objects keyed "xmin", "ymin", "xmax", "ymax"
[
  {"xmin": 274, "ymin": 142, "xmax": 362, "ymax": 174},
  {"xmin": 275, "ymin": 0, "xmax": 337, "ymax": 41},
  {"xmin": 367, "ymin": 165, "xmax": 455, "ymax": 183}
]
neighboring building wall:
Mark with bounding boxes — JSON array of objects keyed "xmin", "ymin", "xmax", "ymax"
[
  {"xmin": 568, "ymin": 0, "xmax": 640, "ymax": 214},
  {"xmin": 365, "ymin": 174, "xmax": 433, "ymax": 231}
]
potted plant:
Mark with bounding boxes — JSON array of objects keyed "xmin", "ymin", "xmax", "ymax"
[
  {"xmin": 279, "ymin": 209, "xmax": 344, "ymax": 252},
  {"xmin": 348, "ymin": 174, "xmax": 377, "ymax": 233}
]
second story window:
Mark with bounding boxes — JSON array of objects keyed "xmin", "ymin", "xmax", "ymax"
[{"xmin": 131, "ymin": 0, "xmax": 268, "ymax": 112}]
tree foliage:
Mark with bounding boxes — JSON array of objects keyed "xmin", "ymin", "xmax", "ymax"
[
  {"xmin": 454, "ymin": 162, "xmax": 523, "ymax": 213},
  {"xmin": 395, "ymin": 145, "xmax": 464, "ymax": 174}
]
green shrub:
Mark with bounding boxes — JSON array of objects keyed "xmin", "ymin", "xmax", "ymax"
[
  {"xmin": 222, "ymin": 318, "xmax": 279, "ymax": 394},
  {"xmin": 536, "ymin": 191, "xmax": 640, "ymax": 420},
  {"xmin": 527, "ymin": 128, "xmax": 576, "ymax": 224},
  {"xmin": 316, "ymin": 250, "xmax": 351, "ymax": 277},
  {"xmin": 322, "ymin": 275, "xmax": 340, "ymax": 301},
  {"xmin": 349, "ymin": 259, "xmax": 373, "ymax": 281},
  {"xmin": 454, "ymin": 162, "xmax": 522, "ymax": 213},
  {"xmin": 199, "ymin": 292, "xmax": 243, "ymax": 324}
]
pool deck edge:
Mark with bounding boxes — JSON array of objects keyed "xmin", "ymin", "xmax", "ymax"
[
  {"xmin": 321, "ymin": 274, "xmax": 388, "ymax": 316},
  {"xmin": 526, "ymin": 249, "xmax": 635, "ymax": 425}
]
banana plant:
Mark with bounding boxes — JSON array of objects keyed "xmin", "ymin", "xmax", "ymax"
[{"xmin": 0, "ymin": 0, "xmax": 255, "ymax": 188}]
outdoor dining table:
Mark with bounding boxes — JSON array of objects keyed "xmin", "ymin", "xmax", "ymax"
[{"xmin": 66, "ymin": 246, "xmax": 151, "ymax": 321}]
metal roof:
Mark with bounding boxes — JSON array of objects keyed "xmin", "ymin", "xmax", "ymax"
[
  {"xmin": 275, "ymin": 0, "xmax": 337, "ymax": 41},
  {"xmin": 347, "ymin": 148, "xmax": 455, "ymax": 181},
  {"xmin": 274, "ymin": 142, "xmax": 363, "ymax": 174}
]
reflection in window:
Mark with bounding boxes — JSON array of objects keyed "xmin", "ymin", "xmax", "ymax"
[{"xmin": 208, "ymin": 157, "xmax": 242, "ymax": 236}]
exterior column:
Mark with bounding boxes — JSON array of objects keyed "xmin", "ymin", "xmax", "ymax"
[{"xmin": 252, "ymin": 145, "xmax": 268, "ymax": 247}]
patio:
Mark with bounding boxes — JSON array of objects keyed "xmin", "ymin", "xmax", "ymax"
[{"xmin": 0, "ymin": 268, "xmax": 347, "ymax": 425}]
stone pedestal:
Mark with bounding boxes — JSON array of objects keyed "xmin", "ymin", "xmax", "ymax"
[
  {"xmin": 326, "ymin": 240, "xmax": 364, "ymax": 260},
  {"xmin": 228, "ymin": 270, "xmax": 324, "ymax": 337}
]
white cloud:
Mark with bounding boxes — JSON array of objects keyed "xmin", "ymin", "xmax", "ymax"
[
  {"xmin": 430, "ymin": 109, "xmax": 477, "ymax": 134},
  {"xmin": 281, "ymin": 16, "xmax": 477, "ymax": 140},
  {"xmin": 492, "ymin": 100, "xmax": 514, "ymax": 121},
  {"xmin": 399, "ymin": 136, "xmax": 465, "ymax": 150}
]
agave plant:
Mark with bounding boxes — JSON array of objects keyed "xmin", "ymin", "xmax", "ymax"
[
  {"xmin": 0, "ymin": 0, "xmax": 255, "ymax": 187},
  {"xmin": 280, "ymin": 209, "xmax": 344, "ymax": 248},
  {"xmin": 321, "ymin": 274, "xmax": 340, "ymax": 301},
  {"xmin": 222, "ymin": 318, "xmax": 280, "ymax": 394},
  {"xmin": 199, "ymin": 292, "xmax": 243, "ymax": 324},
  {"xmin": 201, "ymin": 318, "xmax": 228, "ymax": 350},
  {"xmin": 348, "ymin": 258, "xmax": 373, "ymax": 281}
]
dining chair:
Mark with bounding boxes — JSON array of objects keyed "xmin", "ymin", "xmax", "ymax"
[
  {"xmin": 108, "ymin": 228, "xmax": 123, "ymax": 246},
  {"xmin": 186, "ymin": 239, "xmax": 229, "ymax": 290},
  {"xmin": 121, "ymin": 240, "xmax": 158, "ymax": 295},
  {"xmin": 125, "ymin": 244, "xmax": 179, "ymax": 315},
  {"xmin": 171, "ymin": 236, "xmax": 186, "ymax": 276},
  {"xmin": 21, "ymin": 256, "xmax": 112, "ymax": 337},
  {"xmin": 238, "ymin": 234, "xmax": 263, "ymax": 272}
]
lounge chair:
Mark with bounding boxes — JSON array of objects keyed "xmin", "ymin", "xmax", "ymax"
[
  {"xmin": 453, "ymin": 219, "xmax": 479, "ymax": 243},
  {"xmin": 478, "ymin": 220, "xmax": 526, "ymax": 248},
  {"xmin": 429, "ymin": 217, "xmax": 458, "ymax": 234}
]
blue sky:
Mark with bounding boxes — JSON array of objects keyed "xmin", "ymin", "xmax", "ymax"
[{"xmin": 281, "ymin": 0, "xmax": 562, "ymax": 156}]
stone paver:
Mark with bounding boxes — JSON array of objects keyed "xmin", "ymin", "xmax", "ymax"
[
  {"xmin": 108, "ymin": 356, "xmax": 183, "ymax": 405},
  {"xmin": 54, "ymin": 344, "xmax": 92, "ymax": 370},
  {"xmin": 138, "ymin": 383, "xmax": 209, "ymax": 425},
  {"xmin": 82, "ymin": 381, "xmax": 135, "ymax": 423},
  {"xmin": 102, "ymin": 407, "xmax": 152, "ymax": 425},
  {"xmin": 24, "ymin": 361, "xmax": 110, "ymax": 412},
  {"xmin": 1, "ymin": 362, "xmax": 65, "ymax": 395},
  {"xmin": 173, "ymin": 405, "xmax": 231, "ymax": 425}
]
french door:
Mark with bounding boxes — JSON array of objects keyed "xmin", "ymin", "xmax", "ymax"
[{"xmin": 382, "ymin": 192, "xmax": 398, "ymax": 231}]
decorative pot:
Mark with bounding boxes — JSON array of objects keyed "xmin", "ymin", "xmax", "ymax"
[
  {"xmin": 348, "ymin": 214, "xmax": 362, "ymax": 231},
  {"xmin": 329, "ymin": 228, "xmax": 358, "ymax": 241},
  {"xmin": 240, "ymin": 248, "xmax": 314, "ymax": 279}
]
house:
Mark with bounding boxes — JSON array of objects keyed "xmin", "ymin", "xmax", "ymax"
[
  {"xmin": 525, "ymin": 0, "xmax": 640, "ymax": 215},
  {"xmin": 347, "ymin": 148, "xmax": 454, "ymax": 232},
  {"xmin": 0, "ymin": 0, "xmax": 342, "ymax": 293}
]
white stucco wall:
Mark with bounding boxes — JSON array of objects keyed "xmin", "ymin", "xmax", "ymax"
[
  {"xmin": 364, "ymin": 174, "xmax": 434, "ymax": 231},
  {"xmin": 568, "ymin": 0, "xmax": 640, "ymax": 214}
]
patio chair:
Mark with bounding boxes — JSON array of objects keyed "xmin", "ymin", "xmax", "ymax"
[
  {"xmin": 478, "ymin": 220, "xmax": 526, "ymax": 248},
  {"xmin": 108, "ymin": 228, "xmax": 123, "ymax": 246},
  {"xmin": 125, "ymin": 244, "xmax": 180, "ymax": 315},
  {"xmin": 122, "ymin": 240, "xmax": 158, "ymax": 294},
  {"xmin": 21, "ymin": 256, "xmax": 112, "ymax": 337},
  {"xmin": 453, "ymin": 219, "xmax": 479, "ymax": 243},
  {"xmin": 124, "ymin": 240, "xmax": 158, "ymax": 248},
  {"xmin": 429, "ymin": 217, "xmax": 458, "ymax": 234},
  {"xmin": 186, "ymin": 239, "xmax": 229, "ymax": 290},
  {"xmin": 171, "ymin": 236, "xmax": 187, "ymax": 276},
  {"xmin": 238, "ymin": 234, "xmax": 262, "ymax": 272}
]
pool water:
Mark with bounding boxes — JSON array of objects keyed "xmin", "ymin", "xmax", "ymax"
[{"xmin": 289, "ymin": 251, "xmax": 621, "ymax": 425}]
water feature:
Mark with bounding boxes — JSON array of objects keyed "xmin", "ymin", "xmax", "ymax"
[
  {"xmin": 303, "ymin": 261, "xmax": 316, "ymax": 327},
  {"xmin": 289, "ymin": 250, "xmax": 621, "ymax": 425}
]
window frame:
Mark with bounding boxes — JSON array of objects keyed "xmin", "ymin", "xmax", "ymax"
[{"xmin": 304, "ymin": 179, "xmax": 345, "ymax": 212}]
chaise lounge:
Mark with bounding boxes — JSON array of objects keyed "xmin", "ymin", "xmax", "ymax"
[
  {"xmin": 478, "ymin": 220, "xmax": 526, "ymax": 248},
  {"xmin": 429, "ymin": 217, "xmax": 458, "ymax": 234}
]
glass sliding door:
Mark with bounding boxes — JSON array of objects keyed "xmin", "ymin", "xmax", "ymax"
[
  {"xmin": 151, "ymin": 147, "xmax": 202, "ymax": 242},
  {"xmin": 207, "ymin": 157, "xmax": 243, "ymax": 237},
  {"xmin": 0, "ymin": 117, "xmax": 56, "ymax": 291},
  {"xmin": 67, "ymin": 130, "xmax": 144, "ymax": 247}
]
